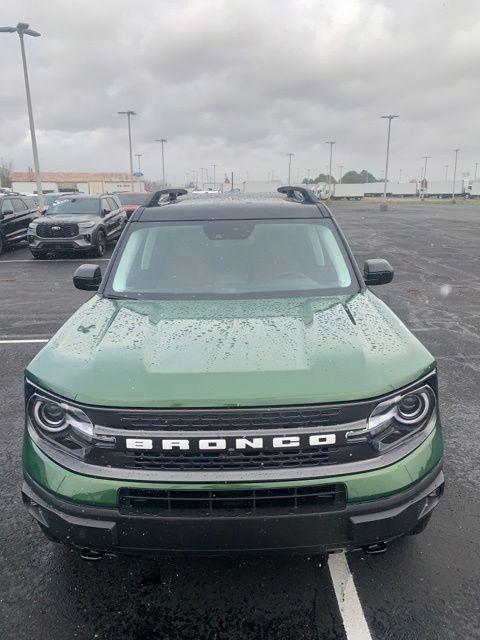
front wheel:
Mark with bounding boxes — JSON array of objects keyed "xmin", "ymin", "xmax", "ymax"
[{"xmin": 92, "ymin": 230, "xmax": 106, "ymax": 258}]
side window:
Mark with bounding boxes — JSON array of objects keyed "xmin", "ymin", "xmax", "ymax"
[
  {"xmin": 1, "ymin": 199, "xmax": 14, "ymax": 213},
  {"xmin": 107, "ymin": 197, "xmax": 118, "ymax": 211},
  {"xmin": 101, "ymin": 198, "xmax": 111, "ymax": 213},
  {"xmin": 13, "ymin": 199, "xmax": 28, "ymax": 212}
]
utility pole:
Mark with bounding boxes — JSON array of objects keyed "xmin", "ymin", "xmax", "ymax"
[
  {"xmin": 211, "ymin": 164, "xmax": 218, "ymax": 189},
  {"xmin": 445, "ymin": 165, "xmax": 449, "ymax": 181},
  {"xmin": 475, "ymin": 162, "xmax": 479, "ymax": 181},
  {"xmin": 452, "ymin": 149, "xmax": 460, "ymax": 200},
  {"xmin": 134, "ymin": 154, "xmax": 142, "ymax": 173},
  {"xmin": 380, "ymin": 114, "xmax": 399, "ymax": 207},
  {"xmin": 325, "ymin": 141, "xmax": 335, "ymax": 196},
  {"xmin": 286, "ymin": 153, "xmax": 294, "ymax": 184},
  {"xmin": 118, "ymin": 110, "xmax": 136, "ymax": 190},
  {"xmin": 200, "ymin": 167, "xmax": 207, "ymax": 189},
  {"xmin": 154, "ymin": 139, "xmax": 167, "ymax": 186},
  {"xmin": 399, "ymin": 168, "xmax": 402, "ymax": 182},
  {"xmin": 1, "ymin": 23, "xmax": 44, "ymax": 209}
]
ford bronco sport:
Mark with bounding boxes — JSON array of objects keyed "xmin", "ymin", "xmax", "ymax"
[{"xmin": 22, "ymin": 187, "xmax": 444, "ymax": 557}]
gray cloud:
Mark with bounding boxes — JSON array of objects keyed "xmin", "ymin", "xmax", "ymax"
[{"xmin": 1, "ymin": 0, "xmax": 480, "ymax": 183}]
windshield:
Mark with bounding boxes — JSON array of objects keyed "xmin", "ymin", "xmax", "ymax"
[
  {"xmin": 107, "ymin": 219, "xmax": 358, "ymax": 299},
  {"xmin": 46, "ymin": 197, "xmax": 100, "ymax": 215},
  {"xmin": 117, "ymin": 193, "xmax": 148, "ymax": 205}
]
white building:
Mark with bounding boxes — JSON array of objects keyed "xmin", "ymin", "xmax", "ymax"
[{"xmin": 11, "ymin": 171, "xmax": 146, "ymax": 195}]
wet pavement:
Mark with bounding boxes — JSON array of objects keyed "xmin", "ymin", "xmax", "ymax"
[{"xmin": 1, "ymin": 201, "xmax": 479, "ymax": 639}]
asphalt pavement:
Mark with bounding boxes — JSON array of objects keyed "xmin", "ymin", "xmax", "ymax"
[{"xmin": 1, "ymin": 201, "xmax": 479, "ymax": 639}]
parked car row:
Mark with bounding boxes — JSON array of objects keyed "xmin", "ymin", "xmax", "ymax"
[{"xmin": 0, "ymin": 192, "xmax": 131, "ymax": 257}]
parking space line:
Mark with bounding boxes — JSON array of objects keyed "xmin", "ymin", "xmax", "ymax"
[
  {"xmin": 0, "ymin": 339, "xmax": 49, "ymax": 344},
  {"xmin": 328, "ymin": 552, "xmax": 372, "ymax": 640}
]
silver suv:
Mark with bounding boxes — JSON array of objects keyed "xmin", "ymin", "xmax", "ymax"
[{"xmin": 27, "ymin": 194, "xmax": 127, "ymax": 258}]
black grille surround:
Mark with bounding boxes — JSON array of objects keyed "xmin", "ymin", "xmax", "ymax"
[
  {"xmin": 36, "ymin": 222, "xmax": 79, "ymax": 238},
  {"xmin": 118, "ymin": 484, "xmax": 347, "ymax": 517}
]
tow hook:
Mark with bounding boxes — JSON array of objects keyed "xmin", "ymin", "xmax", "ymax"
[
  {"xmin": 363, "ymin": 542, "xmax": 387, "ymax": 555},
  {"xmin": 80, "ymin": 548, "xmax": 104, "ymax": 562}
]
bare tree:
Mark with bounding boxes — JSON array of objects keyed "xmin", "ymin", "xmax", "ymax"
[{"xmin": 0, "ymin": 159, "xmax": 13, "ymax": 188}]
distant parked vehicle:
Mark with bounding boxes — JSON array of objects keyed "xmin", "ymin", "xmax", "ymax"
[
  {"xmin": 0, "ymin": 193, "xmax": 39, "ymax": 255},
  {"xmin": 116, "ymin": 192, "xmax": 149, "ymax": 219},
  {"xmin": 27, "ymin": 194, "xmax": 127, "ymax": 259},
  {"xmin": 41, "ymin": 192, "xmax": 76, "ymax": 212}
]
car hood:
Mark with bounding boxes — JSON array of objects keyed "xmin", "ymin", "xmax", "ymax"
[
  {"xmin": 26, "ymin": 292, "xmax": 435, "ymax": 407},
  {"xmin": 40, "ymin": 214, "xmax": 97, "ymax": 224}
]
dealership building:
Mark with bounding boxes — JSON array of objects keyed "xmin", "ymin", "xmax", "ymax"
[{"xmin": 11, "ymin": 171, "xmax": 145, "ymax": 195}]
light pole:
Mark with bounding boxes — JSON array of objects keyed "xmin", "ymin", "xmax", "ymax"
[
  {"xmin": 399, "ymin": 168, "xmax": 402, "ymax": 182},
  {"xmin": 286, "ymin": 153, "xmax": 294, "ymax": 184},
  {"xmin": 380, "ymin": 114, "xmax": 399, "ymax": 205},
  {"xmin": 118, "ymin": 110, "xmax": 136, "ymax": 190},
  {"xmin": 474, "ymin": 162, "xmax": 479, "ymax": 181},
  {"xmin": 1, "ymin": 23, "xmax": 44, "ymax": 209},
  {"xmin": 200, "ymin": 167, "xmax": 207, "ymax": 189},
  {"xmin": 134, "ymin": 153, "xmax": 142, "ymax": 173},
  {"xmin": 211, "ymin": 164, "xmax": 218, "ymax": 189},
  {"xmin": 325, "ymin": 141, "xmax": 335, "ymax": 195},
  {"xmin": 444, "ymin": 165, "xmax": 449, "ymax": 181},
  {"xmin": 422, "ymin": 155, "xmax": 431, "ymax": 182},
  {"xmin": 452, "ymin": 148, "xmax": 460, "ymax": 200},
  {"xmin": 154, "ymin": 139, "xmax": 167, "ymax": 186}
]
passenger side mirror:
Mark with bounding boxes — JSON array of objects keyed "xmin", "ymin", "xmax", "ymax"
[
  {"xmin": 363, "ymin": 259, "xmax": 394, "ymax": 286},
  {"xmin": 73, "ymin": 264, "xmax": 102, "ymax": 291},
  {"xmin": 101, "ymin": 209, "xmax": 109, "ymax": 217}
]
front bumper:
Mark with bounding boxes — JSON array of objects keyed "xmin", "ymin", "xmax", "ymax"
[
  {"xmin": 28, "ymin": 234, "xmax": 94, "ymax": 252},
  {"xmin": 22, "ymin": 462, "xmax": 444, "ymax": 556}
]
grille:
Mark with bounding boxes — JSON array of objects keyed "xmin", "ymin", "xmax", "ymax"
[
  {"xmin": 115, "ymin": 406, "xmax": 347, "ymax": 431},
  {"xmin": 125, "ymin": 446, "xmax": 338, "ymax": 471},
  {"xmin": 36, "ymin": 222, "xmax": 79, "ymax": 238},
  {"xmin": 118, "ymin": 484, "xmax": 346, "ymax": 517}
]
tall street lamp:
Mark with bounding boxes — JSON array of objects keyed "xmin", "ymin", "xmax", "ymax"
[
  {"xmin": 154, "ymin": 138, "xmax": 167, "ymax": 186},
  {"xmin": 474, "ymin": 162, "xmax": 479, "ymax": 181},
  {"xmin": 325, "ymin": 141, "xmax": 335, "ymax": 195},
  {"xmin": 380, "ymin": 114, "xmax": 399, "ymax": 206},
  {"xmin": 452, "ymin": 149, "xmax": 460, "ymax": 200},
  {"xmin": 286, "ymin": 153, "xmax": 294, "ymax": 184},
  {"xmin": 134, "ymin": 153, "xmax": 142, "ymax": 173},
  {"xmin": 1, "ymin": 22, "xmax": 44, "ymax": 209},
  {"xmin": 118, "ymin": 110, "xmax": 136, "ymax": 190}
]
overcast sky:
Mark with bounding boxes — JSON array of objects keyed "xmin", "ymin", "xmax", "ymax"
[{"xmin": 2, "ymin": 0, "xmax": 480, "ymax": 184}]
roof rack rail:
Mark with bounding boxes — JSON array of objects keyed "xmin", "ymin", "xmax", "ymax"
[
  {"xmin": 144, "ymin": 188, "xmax": 188, "ymax": 207},
  {"xmin": 277, "ymin": 186, "xmax": 319, "ymax": 204}
]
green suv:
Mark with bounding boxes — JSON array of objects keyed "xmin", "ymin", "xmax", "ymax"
[{"xmin": 22, "ymin": 187, "xmax": 444, "ymax": 558}]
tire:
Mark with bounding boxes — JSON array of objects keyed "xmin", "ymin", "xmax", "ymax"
[
  {"xmin": 408, "ymin": 512, "xmax": 432, "ymax": 536},
  {"xmin": 92, "ymin": 230, "xmax": 106, "ymax": 258}
]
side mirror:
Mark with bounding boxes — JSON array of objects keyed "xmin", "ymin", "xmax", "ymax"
[
  {"xmin": 73, "ymin": 264, "xmax": 102, "ymax": 291},
  {"xmin": 364, "ymin": 259, "xmax": 394, "ymax": 286},
  {"xmin": 101, "ymin": 209, "xmax": 109, "ymax": 217},
  {"xmin": 2, "ymin": 208, "xmax": 14, "ymax": 215}
]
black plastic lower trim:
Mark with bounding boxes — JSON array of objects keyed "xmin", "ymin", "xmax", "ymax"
[{"xmin": 22, "ymin": 463, "xmax": 444, "ymax": 556}]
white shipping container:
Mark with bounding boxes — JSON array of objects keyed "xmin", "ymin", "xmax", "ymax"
[
  {"xmin": 424, "ymin": 181, "xmax": 462, "ymax": 197},
  {"xmin": 331, "ymin": 183, "xmax": 365, "ymax": 199}
]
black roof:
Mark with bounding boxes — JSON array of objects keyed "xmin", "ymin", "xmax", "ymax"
[{"xmin": 133, "ymin": 194, "xmax": 330, "ymax": 222}]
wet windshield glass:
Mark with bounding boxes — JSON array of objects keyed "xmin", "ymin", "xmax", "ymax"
[
  {"xmin": 47, "ymin": 198, "xmax": 100, "ymax": 215},
  {"xmin": 108, "ymin": 219, "xmax": 358, "ymax": 299}
]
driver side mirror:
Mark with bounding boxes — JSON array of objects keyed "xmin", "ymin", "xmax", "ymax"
[
  {"xmin": 363, "ymin": 259, "xmax": 394, "ymax": 286},
  {"xmin": 73, "ymin": 264, "xmax": 102, "ymax": 291}
]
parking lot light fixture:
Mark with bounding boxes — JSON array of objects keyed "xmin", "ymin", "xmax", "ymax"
[
  {"xmin": 134, "ymin": 154, "xmax": 142, "ymax": 174},
  {"xmin": 452, "ymin": 149, "xmax": 460, "ymax": 200},
  {"xmin": 155, "ymin": 139, "xmax": 167, "ymax": 187},
  {"xmin": 286, "ymin": 153, "xmax": 294, "ymax": 184},
  {"xmin": 380, "ymin": 115, "xmax": 399, "ymax": 208},
  {"xmin": 118, "ymin": 110, "xmax": 137, "ymax": 190},
  {"xmin": 325, "ymin": 141, "xmax": 335, "ymax": 196},
  {"xmin": 1, "ymin": 22, "xmax": 44, "ymax": 210}
]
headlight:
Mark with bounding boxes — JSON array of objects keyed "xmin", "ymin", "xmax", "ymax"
[
  {"xmin": 28, "ymin": 394, "xmax": 94, "ymax": 441},
  {"xmin": 347, "ymin": 383, "xmax": 436, "ymax": 452}
]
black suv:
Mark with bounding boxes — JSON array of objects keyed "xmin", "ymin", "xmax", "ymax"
[
  {"xmin": 0, "ymin": 194, "xmax": 39, "ymax": 255},
  {"xmin": 27, "ymin": 194, "xmax": 127, "ymax": 258}
]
